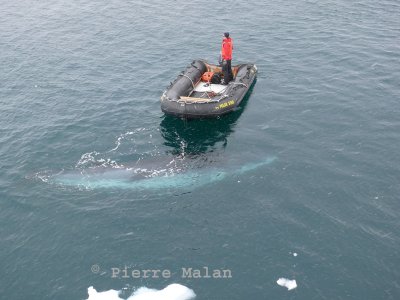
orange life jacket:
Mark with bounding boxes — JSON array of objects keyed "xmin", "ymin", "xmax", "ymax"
[
  {"xmin": 202, "ymin": 72, "xmax": 214, "ymax": 82},
  {"xmin": 221, "ymin": 37, "xmax": 233, "ymax": 60}
]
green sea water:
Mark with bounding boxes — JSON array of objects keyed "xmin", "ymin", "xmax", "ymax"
[{"xmin": 1, "ymin": 0, "xmax": 400, "ymax": 299}]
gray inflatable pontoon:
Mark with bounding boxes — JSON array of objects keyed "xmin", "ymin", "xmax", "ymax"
[{"xmin": 160, "ymin": 60, "xmax": 257, "ymax": 118}]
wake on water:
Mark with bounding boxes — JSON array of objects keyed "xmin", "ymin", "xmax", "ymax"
[{"xmin": 34, "ymin": 127, "xmax": 277, "ymax": 191}]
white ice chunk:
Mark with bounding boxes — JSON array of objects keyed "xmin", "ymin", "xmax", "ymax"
[
  {"xmin": 87, "ymin": 286, "xmax": 123, "ymax": 300},
  {"xmin": 277, "ymin": 278, "xmax": 297, "ymax": 290},
  {"xmin": 128, "ymin": 284, "xmax": 195, "ymax": 300},
  {"xmin": 86, "ymin": 284, "xmax": 195, "ymax": 300}
]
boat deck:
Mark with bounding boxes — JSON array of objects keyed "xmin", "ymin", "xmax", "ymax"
[
  {"xmin": 188, "ymin": 81, "xmax": 228, "ymax": 99},
  {"xmin": 193, "ymin": 81, "xmax": 227, "ymax": 94}
]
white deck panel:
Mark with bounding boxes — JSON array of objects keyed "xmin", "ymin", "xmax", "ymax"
[{"xmin": 193, "ymin": 82, "xmax": 227, "ymax": 94}]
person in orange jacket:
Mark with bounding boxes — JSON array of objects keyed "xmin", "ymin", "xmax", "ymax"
[{"xmin": 221, "ymin": 32, "xmax": 233, "ymax": 84}]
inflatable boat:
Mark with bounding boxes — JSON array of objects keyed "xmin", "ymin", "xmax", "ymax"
[{"xmin": 160, "ymin": 60, "xmax": 257, "ymax": 118}]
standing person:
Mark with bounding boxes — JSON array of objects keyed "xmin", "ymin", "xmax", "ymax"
[{"xmin": 221, "ymin": 32, "xmax": 233, "ymax": 84}]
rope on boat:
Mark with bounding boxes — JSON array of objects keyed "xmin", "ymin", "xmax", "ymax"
[
  {"xmin": 229, "ymin": 82, "xmax": 248, "ymax": 88},
  {"xmin": 179, "ymin": 74, "xmax": 195, "ymax": 89},
  {"xmin": 163, "ymin": 80, "xmax": 235, "ymax": 104}
]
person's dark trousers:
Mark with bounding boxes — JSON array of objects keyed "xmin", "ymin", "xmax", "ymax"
[
  {"xmin": 222, "ymin": 59, "xmax": 233, "ymax": 83},
  {"xmin": 227, "ymin": 59, "xmax": 233, "ymax": 81}
]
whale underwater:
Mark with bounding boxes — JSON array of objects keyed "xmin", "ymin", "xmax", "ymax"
[{"xmin": 50, "ymin": 157, "xmax": 277, "ymax": 190}]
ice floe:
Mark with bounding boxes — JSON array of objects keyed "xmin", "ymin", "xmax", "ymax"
[{"xmin": 276, "ymin": 278, "xmax": 297, "ymax": 290}]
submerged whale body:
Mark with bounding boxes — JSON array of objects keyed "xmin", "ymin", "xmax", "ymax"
[{"xmin": 51, "ymin": 157, "xmax": 276, "ymax": 190}]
